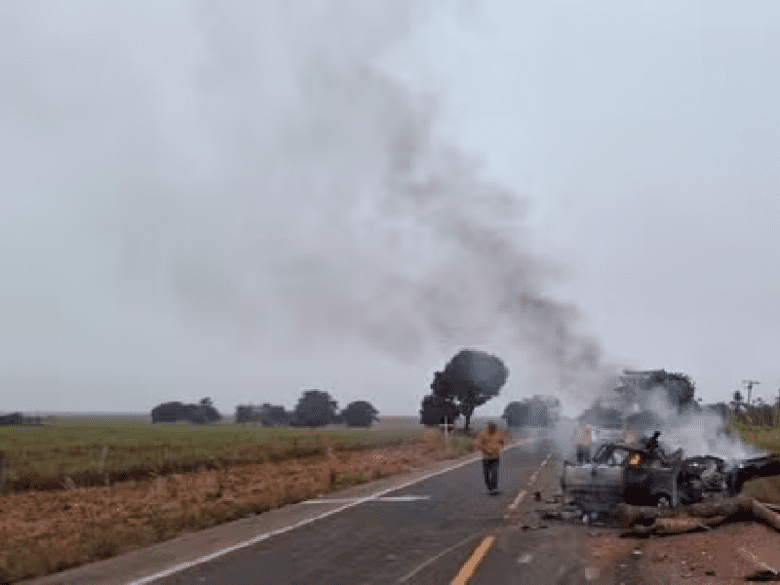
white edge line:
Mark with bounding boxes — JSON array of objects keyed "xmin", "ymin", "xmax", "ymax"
[
  {"xmin": 508, "ymin": 490, "xmax": 527, "ymax": 510},
  {"xmin": 302, "ymin": 496, "xmax": 431, "ymax": 504},
  {"xmin": 397, "ymin": 534, "xmax": 476, "ymax": 583},
  {"xmin": 125, "ymin": 440, "xmax": 532, "ymax": 585},
  {"xmin": 506, "ymin": 451, "xmax": 552, "ymax": 515}
]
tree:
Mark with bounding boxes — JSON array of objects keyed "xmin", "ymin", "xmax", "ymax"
[
  {"xmin": 293, "ymin": 390, "xmax": 339, "ymax": 428},
  {"xmin": 151, "ymin": 398, "xmax": 221, "ymax": 424},
  {"xmin": 151, "ymin": 401, "xmax": 188, "ymax": 423},
  {"xmin": 261, "ymin": 404, "xmax": 291, "ymax": 426},
  {"xmin": 618, "ymin": 369, "xmax": 696, "ymax": 413},
  {"xmin": 237, "ymin": 404, "xmax": 292, "ymax": 425},
  {"xmin": 342, "ymin": 401, "xmax": 379, "ymax": 427},
  {"xmin": 502, "ymin": 402, "xmax": 526, "ymax": 428},
  {"xmin": 624, "ymin": 410, "xmax": 664, "ymax": 432},
  {"xmin": 662, "ymin": 372, "xmax": 696, "ymax": 412},
  {"xmin": 194, "ymin": 397, "xmax": 221, "ymax": 424},
  {"xmin": 502, "ymin": 397, "xmax": 553, "ymax": 428},
  {"xmin": 419, "ymin": 394, "xmax": 460, "ymax": 427},
  {"xmin": 430, "ymin": 349, "xmax": 509, "ymax": 433},
  {"xmin": 579, "ymin": 404, "xmax": 623, "ymax": 429}
]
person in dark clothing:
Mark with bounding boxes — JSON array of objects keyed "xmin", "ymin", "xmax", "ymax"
[{"xmin": 644, "ymin": 431, "xmax": 663, "ymax": 460}]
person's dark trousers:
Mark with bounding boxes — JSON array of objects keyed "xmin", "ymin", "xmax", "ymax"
[
  {"xmin": 576, "ymin": 446, "xmax": 591, "ymax": 464},
  {"xmin": 482, "ymin": 457, "xmax": 500, "ymax": 491}
]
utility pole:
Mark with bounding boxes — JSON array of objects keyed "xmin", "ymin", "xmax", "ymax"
[{"xmin": 742, "ymin": 380, "xmax": 760, "ymax": 406}]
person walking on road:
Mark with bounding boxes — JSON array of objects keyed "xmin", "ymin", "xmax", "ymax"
[
  {"xmin": 475, "ymin": 422, "xmax": 508, "ymax": 495},
  {"xmin": 575, "ymin": 422, "xmax": 593, "ymax": 463}
]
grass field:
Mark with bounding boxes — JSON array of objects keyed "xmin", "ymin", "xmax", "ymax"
[
  {"xmin": 0, "ymin": 419, "xmax": 429, "ymax": 492},
  {"xmin": 732, "ymin": 425, "xmax": 780, "ymax": 453},
  {"xmin": 733, "ymin": 423, "xmax": 780, "ymax": 504}
]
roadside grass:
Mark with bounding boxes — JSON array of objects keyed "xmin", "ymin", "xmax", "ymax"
[
  {"xmin": 0, "ymin": 421, "xmax": 426, "ymax": 493},
  {"xmin": 733, "ymin": 422, "xmax": 780, "ymax": 505}
]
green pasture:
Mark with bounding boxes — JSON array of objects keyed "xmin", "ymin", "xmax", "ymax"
[
  {"xmin": 727, "ymin": 420, "xmax": 780, "ymax": 453},
  {"xmin": 0, "ymin": 421, "xmax": 425, "ymax": 491}
]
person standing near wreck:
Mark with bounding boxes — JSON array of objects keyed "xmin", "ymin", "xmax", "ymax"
[
  {"xmin": 475, "ymin": 422, "xmax": 508, "ymax": 495},
  {"xmin": 644, "ymin": 431, "xmax": 663, "ymax": 460},
  {"xmin": 575, "ymin": 422, "xmax": 593, "ymax": 463},
  {"xmin": 622, "ymin": 425, "xmax": 639, "ymax": 446}
]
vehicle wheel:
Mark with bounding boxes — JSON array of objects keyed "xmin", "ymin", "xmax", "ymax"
[{"xmin": 655, "ymin": 494, "xmax": 672, "ymax": 508}]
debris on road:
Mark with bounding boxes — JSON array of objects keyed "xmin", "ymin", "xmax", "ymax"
[{"xmin": 618, "ymin": 496, "xmax": 780, "ymax": 536}]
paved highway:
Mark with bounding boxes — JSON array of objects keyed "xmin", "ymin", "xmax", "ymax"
[
  {"xmin": 25, "ymin": 436, "xmax": 599, "ymax": 585},
  {"xmin": 148, "ymin": 439, "xmax": 552, "ymax": 585}
]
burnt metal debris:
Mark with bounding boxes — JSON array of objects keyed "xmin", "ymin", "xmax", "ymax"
[{"xmin": 560, "ymin": 433, "xmax": 780, "ymax": 520}]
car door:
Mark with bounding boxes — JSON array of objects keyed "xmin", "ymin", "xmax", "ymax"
[{"xmin": 590, "ymin": 447, "xmax": 628, "ymax": 502}]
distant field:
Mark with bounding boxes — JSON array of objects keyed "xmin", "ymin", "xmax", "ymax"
[
  {"xmin": 736, "ymin": 426, "xmax": 780, "ymax": 453},
  {"xmin": 736, "ymin": 424, "xmax": 780, "ymax": 505},
  {"xmin": 0, "ymin": 418, "xmax": 429, "ymax": 492}
]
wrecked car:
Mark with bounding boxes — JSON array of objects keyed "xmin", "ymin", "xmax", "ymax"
[{"xmin": 561, "ymin": 441, "xmax": 780, "ymax": 518}]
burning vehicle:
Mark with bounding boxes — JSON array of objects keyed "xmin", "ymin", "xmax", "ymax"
[{"xmin": 561, "ymin": 435, "xmax": 780, "ymax": 518}]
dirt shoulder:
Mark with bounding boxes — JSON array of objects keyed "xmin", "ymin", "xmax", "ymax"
[{"xmin": 589, "ymin": 520, "xmax": 780, "ymax": 585}]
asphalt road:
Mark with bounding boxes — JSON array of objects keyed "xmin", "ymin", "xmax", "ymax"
[{"xmin": 150, "ymin": 439, "xmax": 554, "ymax": 585}]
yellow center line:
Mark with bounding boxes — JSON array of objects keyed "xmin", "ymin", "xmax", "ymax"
[{"xmin": 449, "ymin": 535, "xmax": 496, "ymax": 585}]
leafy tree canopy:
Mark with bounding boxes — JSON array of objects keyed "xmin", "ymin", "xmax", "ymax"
[
  {"xmin": 152, "ymin": 399, "xmax": 221, "ymax": 424},
  {"xmin": 419, "ymin": 394, "xmax": 460, "ymax": 427},
  {"xmin": 342, "ymin": 401, "xmax": 379, "ymax": 427},
  {"xmin": 430, "ymin": 349, "xmax": 508, "ymax": 431},
  {"xmin": 293, "ymin": 390, "xmax": 339, "ymax": 427}
]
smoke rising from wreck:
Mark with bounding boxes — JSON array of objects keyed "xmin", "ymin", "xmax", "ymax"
[
  {"xmin": 1, "ymin": 1, "xmax": 611, "ymax": 410},
  {"xmin": 548, "ymin": 382, "xmax": 762, "ymax": 463},
  {"xmin": 643, "ymin": 389, "xmax": 760, "ymax": 461}
]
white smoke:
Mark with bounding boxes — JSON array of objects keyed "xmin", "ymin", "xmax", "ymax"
[{"xmin": 570, "ymin": 384, "xmax": 764, "ymax": 461}]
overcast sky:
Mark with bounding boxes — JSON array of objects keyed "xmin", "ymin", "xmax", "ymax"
[{"xmin": 1, "ymin": 1, "xmax": 778, "ymax": 417}]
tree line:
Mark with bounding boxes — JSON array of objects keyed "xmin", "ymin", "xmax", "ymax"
[
  {"xmin": 236, "ymin": 391, "xmax": 379, "ymax": 428},
  {"xmin": 151, "ymin": 391, "xmax": 380, "ymax": 428},
  {"xmin": 0, "ymin": 412, "xmax": 43, "ymax": 426}
]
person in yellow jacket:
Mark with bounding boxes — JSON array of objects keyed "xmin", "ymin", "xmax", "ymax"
[
  {"xmin": 622, "ymin": 426, "xmax": 639, "ymax": 446},
  {"xmin": 475, "ymin": 422, "xmax": 508, "ymax": 495}
]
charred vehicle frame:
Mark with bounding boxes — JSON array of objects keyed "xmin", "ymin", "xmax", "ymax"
[{"xmin": 561, "ymin": 441, "xmax": 780, "ymax": 518}]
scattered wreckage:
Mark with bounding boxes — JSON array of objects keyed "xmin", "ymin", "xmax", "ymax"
[{"xmin": 560, "ymin": 435, "xmax": 780, "ymax": 520}]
